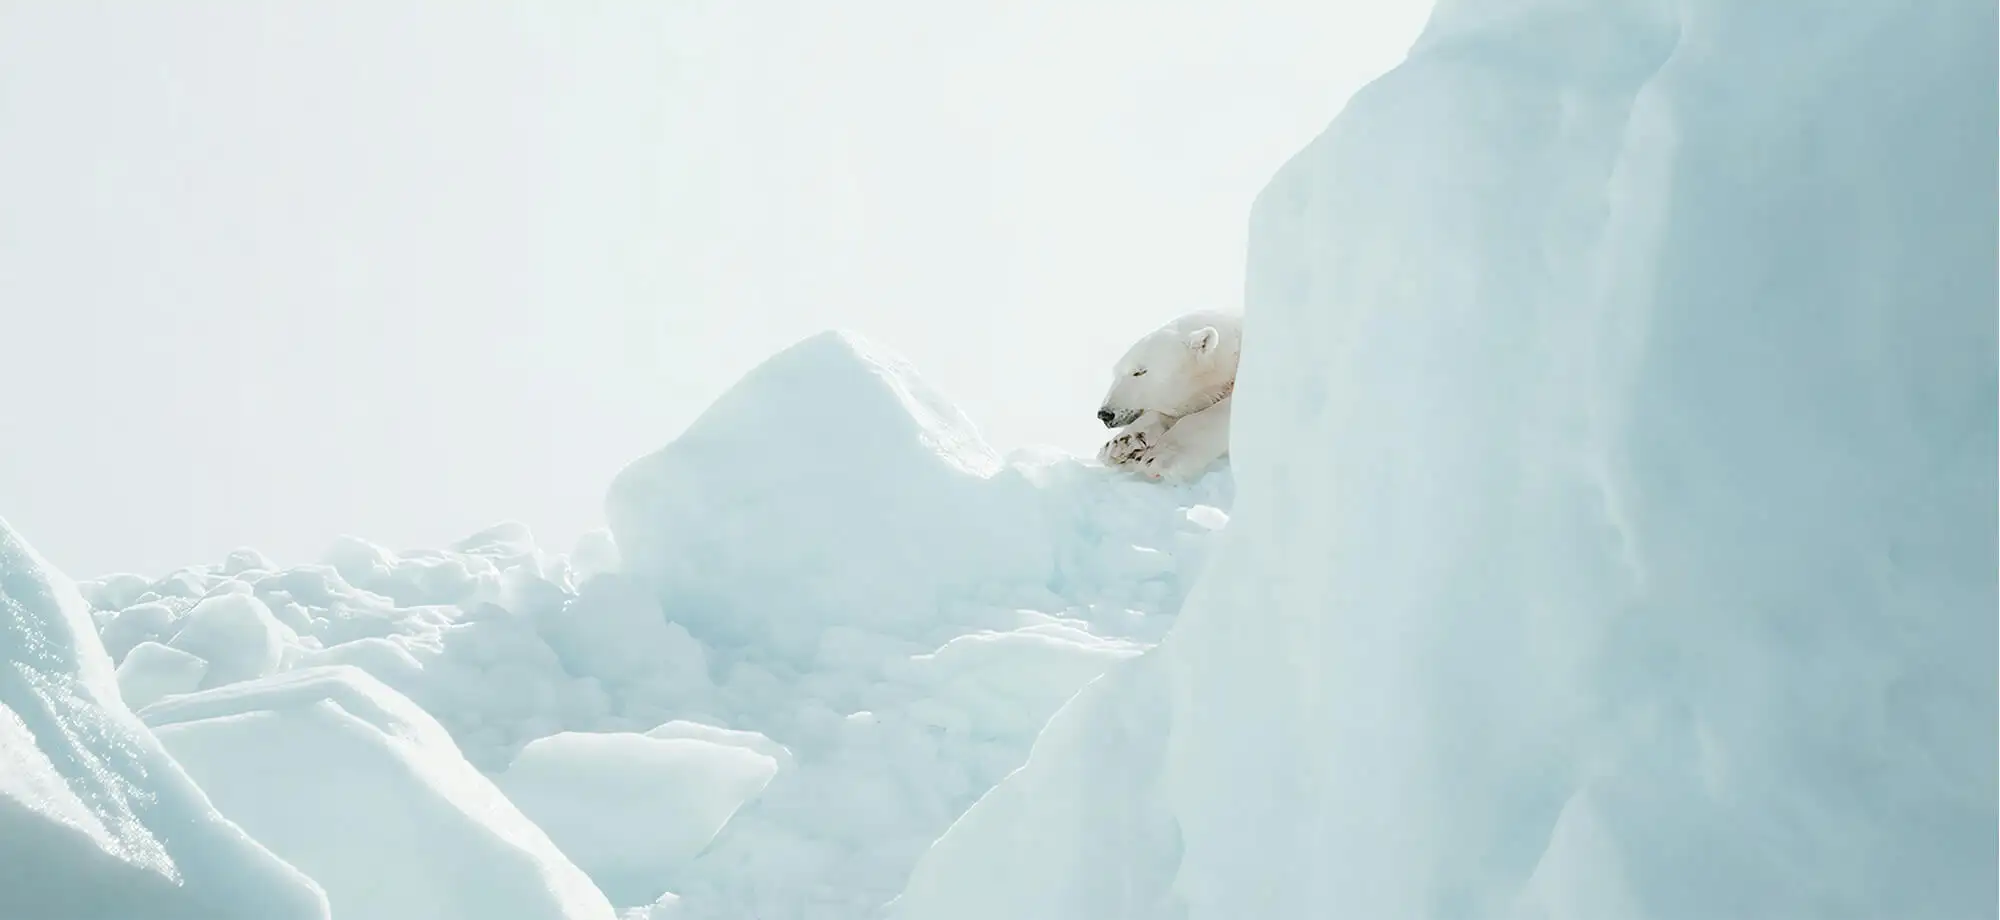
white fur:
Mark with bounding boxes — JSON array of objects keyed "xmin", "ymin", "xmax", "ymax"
[{"xmin": 1093, "ymin": 309, "xmax": 1241, "ymax": 483}]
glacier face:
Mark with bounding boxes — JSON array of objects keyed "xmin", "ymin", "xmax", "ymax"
[{"xmin": 898, "ymin": 1, "xmax": 1997, "ymax": 917}]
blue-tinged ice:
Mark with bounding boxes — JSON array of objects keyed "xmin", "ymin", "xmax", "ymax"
[
  {"xmin": 0, "ymin": 518, "xmax": 331, "ymax": 919},
  {"xmin": 891, "ymin": 1, "xmax": 1997, "ymax": 917}
]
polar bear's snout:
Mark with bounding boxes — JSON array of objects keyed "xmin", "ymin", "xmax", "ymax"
[{"xmin": 1098, "ymin": 407, "xmax": 1137, "ymax": 428}]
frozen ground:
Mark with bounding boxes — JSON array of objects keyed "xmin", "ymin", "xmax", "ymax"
[
  {"xmin": 29, "ymin": 329, "xmax": 1232, "ymax": 919},
  {"xmin": 4, "ymin": 0, "xmax": 1991, "ymax": 917}
]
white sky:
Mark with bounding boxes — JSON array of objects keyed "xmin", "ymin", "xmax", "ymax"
[{"xmin": 0, "ymin": 0, "xmax": 1429, "ymax": 578}]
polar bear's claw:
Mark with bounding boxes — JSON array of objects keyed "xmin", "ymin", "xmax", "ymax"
[
  {"xmin": 1099, "ymin": 412, "xmax": 1171, "ymax": 468},
  {"xmin": 1101, "ymin": 430, "xmax": 1152, "ymax": 465},
  {"xmin": 1128, "ymin": 444, "xmax": 1169, "ymax": 478}
]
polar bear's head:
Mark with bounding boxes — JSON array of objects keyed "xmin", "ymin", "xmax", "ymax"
[{"xmin": 1096, "ymin": 319, "xmax": 1235, "ymax": 428}]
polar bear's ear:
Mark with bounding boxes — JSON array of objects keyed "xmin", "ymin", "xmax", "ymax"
[{"xmin": 1186, "ymin": 326, "xmax": 1220, "ymax": 357}]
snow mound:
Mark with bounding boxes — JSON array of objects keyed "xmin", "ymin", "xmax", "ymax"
[
  {"xmin": 76, "ymin": 344, "xmax": 1233, "ymax": 917},
  {"xmin": 99, "ymin": 597, "xmax": 188, "ymax": 661},
  {"xmin": 115, "ymin": 639, "xmax": 209, "ymax": 709},
  {"xmin": 77, "ymin": 571, "xmax": 152, "ymax": 611},
  {"xmin": 497, "ymin": 730, "xmax": 782, "ymax": 906},
  {"xmin": 170, "ymin": 590, "xmax": 298, "ymax": 688},
  {"xmin": 895, "ymin": 2, "xmax": 1996, "ymax": 918},
  {"xmin": 141, "ymin": 665, "xmax": 615, "ymax": 920},
  {"xmin": 0, "ymin": 517, "xmax": 328, "ymax": 920},
  {"xmin": 605, "ymin": 330, "xmax": 1054, "ymax": 647}
]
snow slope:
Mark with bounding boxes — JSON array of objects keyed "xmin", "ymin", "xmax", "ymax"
[
  {"xmin": 895, "ymin": 1, "xmax": 1997, "ymax": 918},
  {"xmin": 52, "ymin": 330, "xmax": 1231, "ymax": 918},
  {"xmin": 0, "ymin": 518, "xmax": 330, "ymax": 920}
]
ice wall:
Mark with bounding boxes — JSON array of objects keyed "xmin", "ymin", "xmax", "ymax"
[{"xmin": 896, "ymin": 1, "xmax": 1996, "ymax": 917}]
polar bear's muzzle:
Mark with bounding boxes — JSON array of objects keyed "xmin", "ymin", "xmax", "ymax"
[{"xmin": 1098, "ymin": 407, "xmax": 1140, "ymax": 428}]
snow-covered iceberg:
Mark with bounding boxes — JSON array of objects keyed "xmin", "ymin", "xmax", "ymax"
[
  {"xmin": 0, "ymin": 517, "xmax": 330, "ymax": 920},
  {"xmin": 894, "ymin": 1, "xmax": 1996, "ymax": 918}
]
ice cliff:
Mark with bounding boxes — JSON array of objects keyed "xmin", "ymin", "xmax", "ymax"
[{"xmin": 893, "ymin": 1, "xmax": 1997, "ymax": 918}]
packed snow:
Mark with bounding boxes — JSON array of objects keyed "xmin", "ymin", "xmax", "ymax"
[
  {"xmin": 5, "ymin": 0, "xmax": 1990, "ymax": 917},
  {"xmin": 18, "ymin": 329, "xmax": 1231, "ymax": 918},
  {"xmin": 895, "ymin": 1, "xmax": 1997, "ymax": 919}
]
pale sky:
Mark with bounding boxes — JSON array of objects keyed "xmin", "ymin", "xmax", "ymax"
[{"xmin": 0, "ymin": 0, "xmax": 1428, "ymax": 578}]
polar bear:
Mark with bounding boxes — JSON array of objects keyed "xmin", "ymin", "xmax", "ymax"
[{"xmin": 1094, "ymin": 309, "xmax": 1241, "ymax": 482}]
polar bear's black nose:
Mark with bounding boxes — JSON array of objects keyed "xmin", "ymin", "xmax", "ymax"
[{"xmin": 1097, "ymin": 408, "xmax": 1117, "ymax": 427}]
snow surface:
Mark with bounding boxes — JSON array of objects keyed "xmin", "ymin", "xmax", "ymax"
[
  {"xmin": 895, "ymin": 1, "xmax": 1997, "ymax": 919},
  {"xmin": 0, "ymin": 518, "xmax": 329, "ymax": 920},
  {"xmin": 46, "ymin": 329, "xmax": 1231, "ymax": 917},
  {"xmin": 142, "ymin": 666, "xmax": 615, "ymax": 920},
  {"xmin": 496, "ymin": 730, "xmax": 780, "ymax": 906}
]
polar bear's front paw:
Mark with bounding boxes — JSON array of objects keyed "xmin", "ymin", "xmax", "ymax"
[
  {"xmin": 1130, "ymin": 440, "xmax": 1217, "ymax": 483},
  {"xmin": 1099, "ymin": 414, "xmax": 1171, "ymax": 467},
  {"xmin": 1127, "ymin": 443, "xmax": 1176, "ymax": 481},
  {"xmin": 1098, "ymin": 428, "xmax": 1155, "ymax": 465}
]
